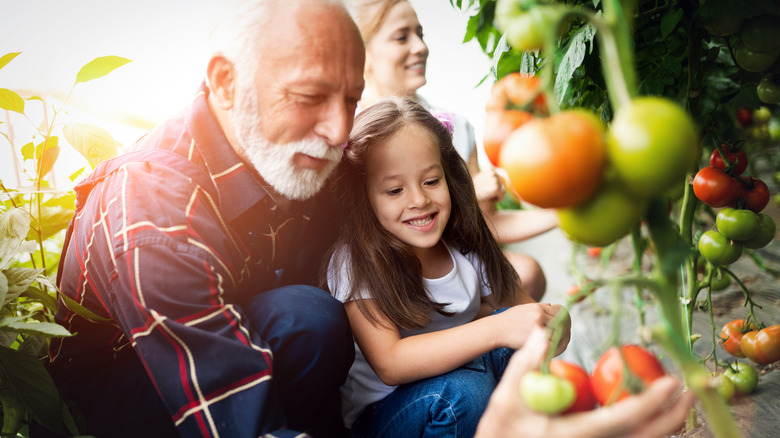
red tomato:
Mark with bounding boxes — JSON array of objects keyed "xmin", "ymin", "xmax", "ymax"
[
  {"xmin": 587, "ymin": 247, "xmax": 603, "ymax": 257},
  {"xmin": 549, "ymin": 359, "xmax": 597, "ymax": 413},
  {"xmin": 719, "ymin": 319, "xmax": 755, "ymax": 358},
  {"xmin": 709, "ymin": 147, "xmax": 748, "ymax": 176},
  {"xmin": 499, "ymin": 110, "xmax": 606, "ymax": 209},
  {"xmin": 739, "ymin": 177, "xmax": 770, "ymax": 213},
  {"xmin": 590, "ymin": 345, "xmax": 665, "ymax": 406},
  {"xmin": 735, "ymin": 107, "xmax": 753, "ymax": 128},
  {"xmin": 483, "ymin": 110, "xmax": 534, "ymax": 167},
  {"xmin": 740, "ymin": 325, "xmax": 780, "ymax": 364},
  {"xmin": 692, "ymin": 166, "xmax": 743, "ymax": 207}
]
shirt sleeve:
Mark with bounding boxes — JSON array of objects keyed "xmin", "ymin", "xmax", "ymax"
[{"xmin": 91, "ymin": 162, "xmax": 301, "ymax": 437}]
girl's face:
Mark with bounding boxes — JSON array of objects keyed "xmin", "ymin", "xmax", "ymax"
[
  {"xmin": 366, "ymin": 124, "xmax": 451, "ymax": 257},
  {"xmin": 365, "ymin": 1, "xmax": 428, "ymax": 98}
]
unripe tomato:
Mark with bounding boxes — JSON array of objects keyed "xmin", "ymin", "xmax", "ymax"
[
  {"xmin": 549, "ymin": 359, "xmax": 597, "ymax": 413},
  {"xmin": 698, "ymin": 230, "xmax": 743, "ymax": 266},
  {"xmin": 591, "ymin": 345, "xmax": 665, "ymax": 406},
  {"xmin": 520, "ymin": 371, "xmax": 576, "ymax": 414},
  {"xmin": 557, "ymin": 182, "xmax": 647, "ymax": 247},
  {"xmin": 607, "ymin": 97, "xmax": 698, "ymax": 198},
  {"xmin": 739, "ymin": 177, "xmax": 770, "ymax": 213},
  {"xmin": 712, "ymin": 372, "xmax": 736, "ymax": 402},
  {"xmin": 716, "ymin": 207, "xmax": 760, "ymax": 241},
  {"xmin": 709, "ymin": 147, "xmax": 748, "ymax": 176},
  {"xmin": 496, "ymin": 2, "xmax": 567, "ymax": 52},
  {"xmin": 741, "ymin": 214, "xmax": 776, "ymax": 249},
  {"xmin": 720, "ymin": 319, "xmax": 755, "ymax": 358},
  {"xmin": 734, "ymin": 42, "xmax": 780, "ymax": 73},
  {"xmin": 483, "ymin": 110, "xmax": 534, "ymax": 167},
  {"xmin": 708, "ymin": 269, "xmax": 732, "ymax": 291},
  {"xmin": 757, "ymin": 75, "xmax": 780, "ymax": 105},
  {"xmin": 499, "ymin": 110, "xmax": 606, "ymax": 209},
  {"xmin": 753, "ymin": 106, "xmax": 772, "ymax": 124},
  {"xmin": 741, "ymin": 325, "xmax": 780, "ymax": 364},
  {"xmin": 724, "ymin": 362, "xmax": 759, "ymax": 394},
  {"xmin": 693, "ymin": 166, "xmax": 743, "ymax": 208}
]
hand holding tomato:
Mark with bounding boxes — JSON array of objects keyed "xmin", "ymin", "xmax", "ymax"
[
  {"xmin": 549, "ymin": 359, "xmax": 597, "ymax": 413},
  {"xmin": 475, "ymin": 328, "xmax": 694, "ymax": 438}
]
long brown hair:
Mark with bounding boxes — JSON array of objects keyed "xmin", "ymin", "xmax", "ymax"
[{"xmin": 323, "ymin": 97, "xmax": 519, "ymax": 330}]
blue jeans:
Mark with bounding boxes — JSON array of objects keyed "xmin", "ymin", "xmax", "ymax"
[{"xmin": 350, "ymin": 344, "xmax": 514, "ymax": 438}]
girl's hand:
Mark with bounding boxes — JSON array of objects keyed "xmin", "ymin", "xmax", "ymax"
[
  {"xmin": 495, "ymin": 303, "xmax": 571, "ymax": 355},
  {"xmin": 476, "ymin": 327, "xmax": 695, "ymax": 438},
  {"xmin": 472, "ymin": 168, "xmax": 506, "ymax": 204}
]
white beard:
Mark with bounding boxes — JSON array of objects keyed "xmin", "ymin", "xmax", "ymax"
[{"xmin": 231, "ymin": 91, "xmax": 342, "ymax": 201}]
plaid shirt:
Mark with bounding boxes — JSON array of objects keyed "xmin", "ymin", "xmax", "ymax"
[{"xmin": 49, "ymin": 84, "xmax": 340, "ymax": 437}]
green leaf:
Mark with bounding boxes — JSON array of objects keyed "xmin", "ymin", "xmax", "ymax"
[
  {"xmin": 21, "ymin": 285, "xmax": 59, "ymax": 313},
  {"xmin": 75, "ymin": 55, "xmax": 131, "ymax": 84},
  {"xmin": 0, "ymin": 52, "xmax": 21, "ymax": 71},
  {"xmin": 39, "ymin": 144, "xmax": 60, "ymax": 178},
  {"xmin": 0, "ymin": 208, "xmax": 31, "ymax": 270},
  {"xmin": 660, "ymin": 9, "xmax": 683, "ymax": 39},
  {"xmin": 0, "ymin": 345, "xmax": 72, "ymax": 435},
  {"xmin": 63, "ymin": 122, "xmax": 119, "ymax": 166},
  {"xmin": 554, "ymin": 24, "xmax": 596, "ymax": 105},
  {"xmin": 0, "ymin": 271, "xmax": 7, "ymax": 308},
  {"xmin": 20, "ymin": 141, "xmax": 35, "ymax": 160},
  {"xmin": 0, "ymin": 320, "xmax": 72, "ymax": 338},
  {"xmin": 58, "ymin": 292, "xmax": 112, "ymax": 323},
  {"xmin": 0, "ymin": 88, "xmax": 25, "ymax": 113},
  {"xmin": 2, "ymin": 267, "xmax": 44, "ymax": 305}
]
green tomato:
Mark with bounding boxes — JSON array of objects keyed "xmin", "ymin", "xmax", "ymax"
[
  {"xmin": 741, "ymin": 214, "xmax": 776, "ymax": 249},
  {"xmin": 768, "ymin": 118, "xmax": 780, "ymax": 142},
  {"xmin": 496, "ymin": 3, "xmax": 567, "ymax": 52},
  {"xmin": 734, "ymin": 42, "xmax": 780, "ymax": 73},
  {"xmin": 740, "ymin": 15, "xmax": 780, "ymax": 53},
  {"xmin": 558, "ymin": 182, "xmax": 647, "ymax": 247},
  {"xmin": 698, "ymin": 230, "xmax": 743, "ymax": 266},
  {"xmin": 753, "ymin": 106, "xmax": 772, "ymax": 124},
  {"xmin": 757, "ymin": 76, "xmax": 780, "ymax": 105},
  {"xmin": 709, "ymin": 268, "xmax": 732, "ymax": 291},
  {"xmin": 713, "ymin": 372, "xmax": 736, "ymax": 402},
  {"xmin": 724, "ymin": 362, "xmax": 759, "ymax": 394},
  {"xmin": 606, "ymin": 97, "xmax": 698, "ymax": 198},
  {"xmin": 520, "ymin": 371, "xmax": 576, "ymax": 415},
  {"xmin": 716, "ymin": 207, "xmax": 761, "ymax": 241}
]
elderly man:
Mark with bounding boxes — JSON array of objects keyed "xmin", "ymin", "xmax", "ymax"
[{"xmin": 43, "ymin": 1, "xmax": 364, "ymax": 437}]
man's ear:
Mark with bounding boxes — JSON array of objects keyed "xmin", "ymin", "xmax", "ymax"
[{"xmin": 207, "ymin": 55, "xmax": 236, "ymax": 110}]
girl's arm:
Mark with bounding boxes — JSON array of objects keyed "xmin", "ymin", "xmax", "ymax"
[{"xmin": 346, "ymin": 299, "xmax": 567, "ymax": 386}]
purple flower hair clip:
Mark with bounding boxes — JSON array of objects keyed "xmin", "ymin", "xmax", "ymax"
[{"xmin": 429, "ymin": 110, "xmax": 455, "ymax": 134}]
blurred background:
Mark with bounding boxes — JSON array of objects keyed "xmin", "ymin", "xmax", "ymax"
[{"xmin": 0, "ymin": 0, "xmax": 494, "ymax": 187}]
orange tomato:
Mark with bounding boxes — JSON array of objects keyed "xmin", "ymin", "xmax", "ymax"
[
  {"xmin": 483, "ymin": 109, "xmax": 534, "ymax": 167},
  {"xmin": 498, "ymin": 110, "xmax": 606, "ymax": 209}
]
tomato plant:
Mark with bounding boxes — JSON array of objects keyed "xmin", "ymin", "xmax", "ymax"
[
  {"xmin": 741, "ymin": 325, "xmax": 780, "ymax": 365},
  {"xmin": 724, "ymin": 362, "xmax": 759, "ymax": 395},
  {"xmin": 499, "ymin": 110, "xmax": 606, "ymax": 209},
  {"xmin": 520, "ymin": 371, "xmax": 576, "ymax": 414},
  {"xmin": 719, "ymin": 319, "xmax": 755, "ymax": 358},
  {"xmin": 549, "ymin": 359, "xmax": 597, "ymax": 413},
  {"xmin": 557, "ymin": 181, "xmax": 647, "ymax": 247},
  {"xmin": 605, "ymin": 97, "xmax": 698, "ymax": 198},
  {"xmin": 693, "ymin": 166, "xmax": 742, "ymax": 208},
  {"xmin": 698, "ymin": 230, "xmax": 743, "ymax": 266},
  {"xmin": 709, "ymin": 147, "xmax": 748, "ymax": 176},
  {"xmin": 716, "ymin": 207, "xmax": 760, "ymax": 241},
  {"xmin": 590, "ymin": 345, "xmax": 665, "ymax": 406}
]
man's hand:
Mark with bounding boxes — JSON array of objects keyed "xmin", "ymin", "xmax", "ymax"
[{"xmin": 476, "ymin": 327, "xmax": 695, "ymax": 438}]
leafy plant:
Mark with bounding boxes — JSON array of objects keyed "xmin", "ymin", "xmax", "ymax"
[{"xmin": 1, "ymin": 52, "xmax": 129, "ymax": 436}]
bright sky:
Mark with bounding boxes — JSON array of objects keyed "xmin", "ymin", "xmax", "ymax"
[{"xmin": 0, "ymin": 0, "xmax": 493, "ymax": 188}]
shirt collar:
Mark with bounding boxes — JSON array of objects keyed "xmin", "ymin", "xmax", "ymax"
[{"xmin": 186, "ymin": 82, "xmax": 268, "ymax": 222}]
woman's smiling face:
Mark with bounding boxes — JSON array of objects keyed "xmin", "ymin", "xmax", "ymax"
[
  {"xmin": 365, "ymin": 124, "xmax": 450, "ymax": 257},
  {"xmin": 364, "ymin": 1, "xmax": 429, "ymax": 98}
]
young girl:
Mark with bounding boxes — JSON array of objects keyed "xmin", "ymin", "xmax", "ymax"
[{"xmin": 324, "ymin": 97, "xmax": 570, "ymax": 437}]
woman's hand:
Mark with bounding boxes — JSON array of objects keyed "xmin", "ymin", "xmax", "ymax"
[{"xmin": 476, "ymin": 327, "xmax": 695, "ymax": 438}]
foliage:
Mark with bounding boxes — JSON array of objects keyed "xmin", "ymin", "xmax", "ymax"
[{"xmin": 1, "ymin": 52, "xmax": 128, "ymax": 436}]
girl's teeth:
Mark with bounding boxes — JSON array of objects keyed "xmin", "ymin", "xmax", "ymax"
[{"xmin": 408, "ymin": 216, "xmax": 432, "ymax": 226}]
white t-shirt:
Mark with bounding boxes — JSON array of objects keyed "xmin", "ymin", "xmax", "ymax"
[{"xmin": 327, "ymin": 242, "xmax": 492, "ymax": 428}]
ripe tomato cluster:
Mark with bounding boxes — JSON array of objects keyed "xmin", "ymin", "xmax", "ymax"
[
  {"xmin": 520, "ymin": 345, "xmax": 665, "ymax": 415},
  {"xmin": 484, "ymin": 74, "xmax": 699, "ymax": 247},
  {"xmin": 720, "ymin": 319, "xmax": 780, "ymax": 365},
  {"xmin": 694, "ymin": 146, "xmax": 776, "ymax": 266}
]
